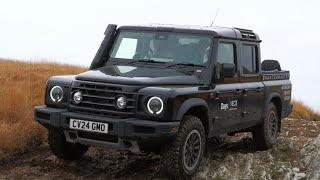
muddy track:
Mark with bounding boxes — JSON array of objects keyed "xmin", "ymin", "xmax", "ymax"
[{"xmin": 0, "ymin": 119, "xmax": 319, "ymax": 180}]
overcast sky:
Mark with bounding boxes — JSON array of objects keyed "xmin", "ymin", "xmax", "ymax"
[{"xmin": 1, "ymin": 0, "xmax": 319, "ymax": 110}]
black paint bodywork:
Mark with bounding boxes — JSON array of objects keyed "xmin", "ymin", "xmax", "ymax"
[{"xmin": 34, "ymin": 24, "xmax": 292, "ymax": 151}]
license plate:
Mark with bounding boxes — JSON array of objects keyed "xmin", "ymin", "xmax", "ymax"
[{"xmin": 69, "ymin": 119, "xmax": 108, "ymax": 134}]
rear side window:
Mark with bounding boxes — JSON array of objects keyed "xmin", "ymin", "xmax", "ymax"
[
  {"xmin": 241, "ymin": 45, "xmax": 258, "ymax": 74},
  {"xmin": 217, "ymin": 42, "xmax": 235, "ymax": 64}
]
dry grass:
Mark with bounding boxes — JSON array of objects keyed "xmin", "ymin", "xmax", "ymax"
[
  {"xmin": 0, "ymin": 58, "xmax": 319, "ymax": 153},
  {"xmin": 290, "ymin": 100, "xmax": 320, "ymax": 121},
  {"xmin": 0, "ymin": 59, "xmax": 86, "ymax": 152}
]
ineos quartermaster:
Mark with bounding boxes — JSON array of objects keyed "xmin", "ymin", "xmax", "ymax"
[{"xmin": 35, "ymin": 24, "xmax": 292, "ymax": 179}]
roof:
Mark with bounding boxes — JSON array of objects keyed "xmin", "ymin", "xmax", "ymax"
[{"xmin": 118, "ymin": 24, "xmax": 261, "ymax": 42}]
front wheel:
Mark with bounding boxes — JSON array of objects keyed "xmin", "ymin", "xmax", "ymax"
[
  {"xmin": 160, "ymin": 116, "xmax": 206, "ymax": 179},
  {"xmin": 252, "ymin": 103, "xmax": 280, "ymax": 150}
]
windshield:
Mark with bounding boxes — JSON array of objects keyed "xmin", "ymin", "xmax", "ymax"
[{"xmin": 109, "ymin": 31, "xmax": 212, "ymax": 66}]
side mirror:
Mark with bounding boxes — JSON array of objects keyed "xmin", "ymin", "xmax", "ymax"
[{"xmin": 221, "ymin": 63, "xmax": 236, "ymax": 78}]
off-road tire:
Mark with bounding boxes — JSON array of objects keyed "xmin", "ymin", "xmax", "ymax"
[
  {"xmin": 48, "ymin": 128, "xmax": 89, "ymax": 160},
  {"xmin": 160, "ymin": 116, "xmax": 206, "ymax": 179},
  {"xmin": 252, "ymin": 103, "xmax": 280, "ymax": 150},
  {"xmin": 262, "ymin": 59, "xmax": 281, "ymax": 71}
]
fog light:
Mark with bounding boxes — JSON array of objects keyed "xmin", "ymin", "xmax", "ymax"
[
  {"xmin": 73, "ymin": 91, "xmax": 83, "ymax": 104},
  {"xmin": 116, "ymin": 96, "xmax": 127, "ymax": 109}
]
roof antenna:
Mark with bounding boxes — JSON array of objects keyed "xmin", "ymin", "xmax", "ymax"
[{"xmin": 210, "ymin": 9, "xmax": 220, "ymax": 27}]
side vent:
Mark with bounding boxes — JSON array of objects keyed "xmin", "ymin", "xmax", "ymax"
[{"xmin": 234, "ymin": 28, "xmax": 257, "ymax": 40}]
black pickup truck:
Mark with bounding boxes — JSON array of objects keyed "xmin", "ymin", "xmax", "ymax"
[{"xmin": 34, "ymin": 24, "xmax": 292, "ymax": 179}]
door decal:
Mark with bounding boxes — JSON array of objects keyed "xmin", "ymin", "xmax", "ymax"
[{"xmin": 220, "ymin": 100, "xmax": 238, "ymax": 111}]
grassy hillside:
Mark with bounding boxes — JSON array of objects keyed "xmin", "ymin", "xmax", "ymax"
[
  {"xmin": 290, "ymin": 100, "xmax": 320, "ymax": 121},
  {"xmin": 0, "ymin": 59, "xmax": 86, "ymax": 152},
  {"xmin": 0, "ymin": 59, "xmax": 318, "ymax": 153}
]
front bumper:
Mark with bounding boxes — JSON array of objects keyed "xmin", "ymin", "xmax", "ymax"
[{"xmin": 34, "ymin": 105, "xmax": 179, "ymax": 153}]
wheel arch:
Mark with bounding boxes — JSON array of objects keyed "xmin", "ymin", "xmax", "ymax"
[
  {"xmin": 264, "ymin": 93, "xmax": 282, "ymax": 132},
  {"xmin": 175, "ymin": 98, "xmax": 210, "ymax": 136}
]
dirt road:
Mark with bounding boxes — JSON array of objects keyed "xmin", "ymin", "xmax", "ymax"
[{"xmin": 0, "ymin": 119, "xmax": 319, "ymax": 180}]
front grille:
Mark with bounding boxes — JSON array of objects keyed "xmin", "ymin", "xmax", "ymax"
[{"xmin": 70, "ymin": 81, "xmax": 137, "ymax": 117}]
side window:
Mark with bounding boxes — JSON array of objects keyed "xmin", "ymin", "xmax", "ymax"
[
  {"xmin": 241, "ymin": 45, "xmax": 258, "ymax": 74},
  {"xmin": 217, "ymin": 42, "xmax": 235, "ymax": 65}
]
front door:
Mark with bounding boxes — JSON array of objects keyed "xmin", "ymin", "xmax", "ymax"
[{"xmin": 211, "ymin": 41, "xmax": 243, "ymax": 134}]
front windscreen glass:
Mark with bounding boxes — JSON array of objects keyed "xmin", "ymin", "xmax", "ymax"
[{"xmin": 109, "ymin": 31, "xmax": 212, "ymax": 66}]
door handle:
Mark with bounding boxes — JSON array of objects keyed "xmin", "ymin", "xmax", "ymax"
[
  {"xmin": 215, "ymin": 91, "xmax": 221, "ymax": 96},
  {"xmin": 243, "ymin": 88, "xmax": 248, "ymax": 95},
  {"xmin": 214, "ymin": 91, "xmax": 221, "ymax": 99},
  {"xmin": 256, "ymin": 87, "xmax": 264, "ymax": 92},
  {"xmin": 234, "ymin": 89, "xmax": 243, "ymax": 95}
]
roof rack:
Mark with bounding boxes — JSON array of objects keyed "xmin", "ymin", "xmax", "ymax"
[{"xmin": 233, "ymin": 27, "xmax": 257, "ymax": 40}]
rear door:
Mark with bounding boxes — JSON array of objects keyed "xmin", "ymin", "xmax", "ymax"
[
  {"xmin": 239, "ymin": 43, "xmax": 264, "ymax": 124},
  {"xmin": 211, "ymin": 40, "xmax": 243, "ymax": 133}
]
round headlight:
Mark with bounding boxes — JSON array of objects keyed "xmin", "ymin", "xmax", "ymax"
[
  {"xmin": 50, "ymin": 86, "xmax": 63, "ymax": 103},
  {"xmin": 147, "ymin": 96, "xmax": 163, "ymax": 115},
  {"xmin": 116, "ymin": 96, "xmax": 127, "ymax": 110},
  {"xmin": 73, "ymin": 91, "xmax": 83, "ymax": 104}
]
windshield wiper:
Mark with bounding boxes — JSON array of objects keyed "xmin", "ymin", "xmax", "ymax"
[
  {"xmin": 164, "ymin": 63, "xmax": 204, "ymax": 75},
  {"xmin": 166, "ymin": 63, "xmax": 205, "ymax": 68},
  {"xmin": 128, "ymin": 59, "xmax": 166, "ymax": 65}
]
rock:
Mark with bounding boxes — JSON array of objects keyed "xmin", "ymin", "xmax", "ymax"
[
  {"xmin": 292, "ymin": 167, "xmax": 299, "ymax": 172},
  {"xmin": 278, "ymin": 168, "xmax": 284, "ymax": 173},
  {"xmin": 260, "ymin": 170, "xmax": 266, "ymax": 179},
  {"xmin": 45, "ymin": 155, "xmax": 56, "ymax": 162},
  {"xmin": 295, "ymin": 172, "xmax": 306, "ymax": 179},
  {"xmin": 197, "ymin": 165, "xmax": 211, "ymax": 179},
  {"xmin": 243, "ymin": 153, "xmax": 254, "ymax": 180},
  {"xmin": 308, "ymin": 166, "xmax": 320, "ymax": 180},
  {"xmin": 300, "ymin": 135, "xmax": 320, "ymax": 179},
  {"xmin": 283, "ymin": 168, "xmax": 305, "ymax": 180},
  {"xmin": 288, "ymin": 141, "xmax": 295, "ymax": 150},
  {"xmin": 266, "ymin": 151, "xmax": 274, "ymax": 162},
  {"xmin": 225, "ymin": 154, "xmax": 235, "ymax": 163},
  {"xmin": 283, "ymin": 168, "xmax": 294, "ymax": 180},
  {"xmin": 214, "ymin": 166, "xmax": 231, "ymax": 178}
]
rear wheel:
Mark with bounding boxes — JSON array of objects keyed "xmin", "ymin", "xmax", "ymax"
[
  {"xmin": 252, "ymin": 103, "xmax": 279, "ymax": 150},
  {"xmin": 160, "ymin": 116, "xmax": 206, "ymax": 179},
  {"xmin": 48, "ymin": 128, "xmax": 89, "ymax": 160}
]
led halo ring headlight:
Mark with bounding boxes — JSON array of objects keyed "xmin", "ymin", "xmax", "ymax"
[
  {"xmin": 73, "ymin": 91, "xmax": 83, "ymax": 104},
  {"xmin": 147, "ymin": 96, "xmax": 164, "ymax": 115},
  {"xmin": 49, "ymin": 86, "xmax": 64, "ymax": 103}
]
